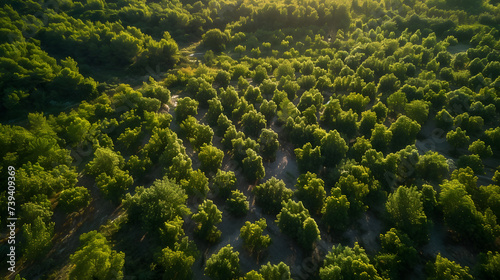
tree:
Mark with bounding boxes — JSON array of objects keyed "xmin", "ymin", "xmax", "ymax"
[
  {"xmin": 242, "ymin": 110, "xmax": 267, "ymax": 138},
  {"xmin": 295, "ymin": 142, "xmax": 323, "ymax": 173},
  {"xmin": 386, "ymin": 186, "xmax": 428, "ymax": 243},
  {"xmin": 232, "ymin": 137, "xmax": 259, "ymax": 163},
  {"xmin": 180, "ymin": 169, "xmax": 209, "ymax": 198},
  {"xmin": 274, "ymin": 62, "xmax": 295, "ymax": 80},
  {"xmin": 320, "ymin": 243, "xmax": 383, "ymax": 280},
  {"xmin": 427, "ymin": 254, "xmax": 473, "ymax": 280},
  {"xmin": 389, "ymin": 116, "xmax": 420, "ymax": 151},
  {"xmin": 86, "ymin": 147, "xmax": 124, "ymax": 177},
  {"xmin": 69, "ymin": 231, "xmax": 125, "ymax": 280},
  {"xmin": 220, "ymin": 86, "xmax": 239, "ymax": 115},
  {"xmin": 276, "ymin": 200, "xmax": 319, "ymax": 250},
  {"xmin": 439, "ymin": 180, "xmax": 488, "ymax": 242},
  {"xmin": 240, "ymin": 218, "xmax": 271, "ymax": 256},
  {"xmin": 222, "ymin": 125, "xmax": 245, "ymax": 150},
  {"xmin": 359, "ymin": 111, "xmax": 377, "ymax": 137},
  {"xmin": 350, "ymin": 137, "xmax": 372, "ymax": 162},
  {"xmin": 123, "ymin": 178, "xmax": 190, "ymax": 231},
  {"xmin": 336, "ymin": 109, "xmax": 359, "ymax": 139},
  {"xmin": 167, "ymin": 154, "xmax": 193, "ymax": 182},
  {"xmin": 58, "ymin": 186, "xmax": 91, "ymax": 213},
  {"xmin": 405, "ymin": 100, "xmax": 429, "ymax": 125},
  {"xmin": 377, "ymin": 73, "xmax": 400, "ymax": 94},
  {"xmin": 226, "ymin": 190, "xmax": 249, "ymax": 217},
  {"xmin": 301, "ymin": 217, "xmax": 321, "ymax": 250},
  {"xmin": 212, "ymin": 170, "xmax": 237, "ymax": 199},
  {"xmin": 234, "ymin": 45, "xmax": 246, "ymax": 57},
  {"xmin": 253, "ymin": 177, "xmax": 293, "ymax": 214},
  {"xmin": 260, "ymin": 79, "xmax": 277, "ymax": 98},
  {"xmin": 375, "ymin": 228, "xmax": 418, "ymax": 279},
  {"xmin": 214, "ymin": 70, "xmax": 231, "ymax": 88},
  {"xmin": 297, "ymin": 89, "xmax": 323, "ymax": 112},
  {"xmin": 342, "ymin": 92, "xmax": 370, "ymax": 115},
  {"xmin": 141, "ymin": 77, "xmax": 171, "ymax": 104},
  {"xmin": 242, "ymin": 148, "xmax": 265, "ymax": 183},
  {"xmin": 416, "ymin": 151, "xmax": 449, "ymax": 182},
  {"xmin": 158, "ymin": 247, "xmax": 195, "ymax": 280},
  {"xmin": 372, "ymin": 102, "xmax": 388, "ymax": 123},
  {"xmin": 217, "ymin": 114, "xmax": 233, "ymax": 137},
  {"xmin": 259, "ymin": 100, "xmax": 277, "ymax": 122},
  {"xmin": 196, "ymin": 80, "xmax": 218, "ymax": 108},
  {"xmin": 421, "ymin": 184, "xmax": 438, "ymax": 217},
  {"xmin": 322, "ymin": 188, "xmax": 350, "ymax": 232},
  {"xmin": 320, "ymin": 98, "xmax": 341, "ymax": 127},
  {"xmin": 20, "ymin": 198, "xmax": 52, "ymax": 225},
  {"xmin": 96, "ymin": 169, "xmax": 134, "ymax": 203},
  {"xmin": 160, "ymin": 216, "xmax": 185, "ymax": 249},
  {"xmin": 468, "ymin": 140, "xmax": 493, "ymax": 159},
  {"xmin": 295, "ymin": 172, "xmax": 326, "ymax": 215},
  {"xmin": 202, "ymin": 29, "xmax": 229, "ymax": 52},
  {"xmin": 192, "ymin": 199, "xmax": 222, "ymax": 243},
  {"xmin": 205, "ymin": 245, "xmax": 240, "ymax": 280},
  {"xmin": 253, "ymin": 65, "xmax": 268, "ymax": 84},
  {"xmin": 320, "ymin": 130, "xmax": 348, "ymax": 167},
  {"xmin": 207, "ymin": 98, "xmax": 223, "ymax": 126},
  {"xmin": 387, "ymin": 92, "xmax": 408, "ymax": 116},
  {"xmin": 258, "ymin": 128, "xmax": 279, "ymax": 162},
  {"xmin": 190, "ymin": 123, "xmax": 214, "ymax": 151},
  {"xmin": 22, "ymin": 216, "xmax": 54, "ymax": 261},
  {"xmin": 436, "ymin": 109, "xmax": 454, "ymax": 130},
  {"xmin": 198, "ymin": 144, "xmax": 224, "ymax": 175},
  {"xmin": 446, "ymin": 127, "xmax": 470, "ymax": 150},
  {"xmin": 370, "ymin": 124, "xmax": 392, "ymax": 153},
  {"xmin": 259, "ymin": 262, "xmax": 291, "ymax": 280},
  {"xmin": 335, "ymin": 174, "xmax": 370, "ymax": 214},
  {"xmin": 457, "ymin": 154, "xmax": 484, "ymax": 175},
  {"xmin": 478, "ymin": 251, "xmax": 500, "ymax": 280},
  {"xmin": 176, "ymin": 97, "xmax": 198, "ymax": 122},
  {"xmin": 243, "ymin": 271, "xmax": 264, "ymax": 280},
  {"xmin": 244, "ymin": 86, "xmax": 263, "ymax": 105},
  {"xmin": 451, "ymin": 167, "xmax": 478, "ymax": 197}
]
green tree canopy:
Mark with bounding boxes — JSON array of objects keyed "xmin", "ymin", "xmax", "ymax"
[
  {"xmin": 322, "ymin": 188, "xmax": 351, "ymax": 232},
  {"xmin": 320, "ymin": 129, "xmax": 348, "ymax": 168},
  {"xmin": 259, "ymin": 262, "xmax": 292, "ymax": 280},
  {"xmin": 198, "ymin": 144, "xmax": 224, "ymax": 175},
  {"xmin": 386, "ymin": 186, "xmax": 428, "ymax": 243},
  {"xmin": 253, "ymin": 177, "xmax": 293, "ymax": 214},
  {"xmin": 226, "ymin": 190, "xmax": 249, "ymax": 217},
  {"xmin": 213, "ymin": 170, "xmax": 237, "ymax": 199},
  {"xmin": 389, "ymin": 116, "xmax": 421, "ymax": 151},
  {"xmin": 242, "ymin": 148, "xmax": 266, "ymax": 183},
  {"xmin": 295, "ymin": 172, "xmax": 326, "ymax": 215},
  {"xmin": 21, "ymin": 216, "xmax": 54, "ymax": 261},
  {"xmin": 158, "ymin": 246, "xmax": 196, "ymax": 280},
  {"xmin": 258, "ymin": 128, "xmax": 280, "ymax": 162},
  {"xmin": 58, "ymin": 186, "xmax": 91, "ymax": 213},
  {"xmin": 192, "ymin": 199, "xmax": 222, "ymax": 243},
  {"xmin": 240, "ymin": 218, "xmax": 271, "ymax": 256},
  {"xmin": 69, "ymin": 231, "xmax": 125, "ymax": 280},
  {"xmin": 205, "ymin": 245, "xmax": 240, "ymax": 280},
  {"xmin": 123, "ymin": 178, "xmax": 190, "ymax": 231},
  {"xmin": 202, "ymin": 28, "xmax": 229, "ymax": 52},
  {"xmin": 320, "ymin": 242, "xmax": 382, "ymax": 280},
  {"xmin": 427, "ymin": 254, "xmax": 473, "ymax": 280}
]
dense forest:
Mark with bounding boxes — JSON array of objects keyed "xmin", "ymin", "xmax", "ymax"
[{"xmin": 1, "ymin": 0, "xmax": 500, "ymax": 279}]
